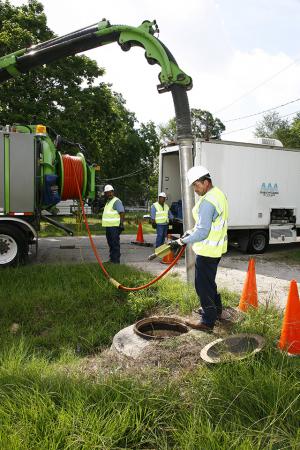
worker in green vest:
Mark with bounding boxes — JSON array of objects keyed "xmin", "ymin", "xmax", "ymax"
[
  {"xmin": 170, "ymin": 166, "xmax": 229, "ymax": 332},
  {"xmin": 102, "ymin": 184, "xmax": 125, "ymax": 264},
  {"xmin": 150, "ymin": 192, "xmax": 174, "ymax": 248}
]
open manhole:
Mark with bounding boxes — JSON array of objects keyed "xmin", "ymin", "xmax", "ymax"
[
  {"xmin": 134, "ymin": 317, "xmax": 189, "ymax": 340},
  {"xmin": 200, "ymin": 333, "xmax": 265, "ymax": 364}
]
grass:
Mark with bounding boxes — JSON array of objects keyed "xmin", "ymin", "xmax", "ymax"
[
  {"xmin": 39, "ymin": 214, "xmax": 154, "ymax": 237},
  {"xmin": 0, "ymin": 263, "xmax": 299, "ymax": 449},
  {"xmin": 268, "ymin": 248, "xmax": 300, "ymax": 264},
  {"xmin": 0, "ymin": 263, "xmax": 198, "ymax": 358}
]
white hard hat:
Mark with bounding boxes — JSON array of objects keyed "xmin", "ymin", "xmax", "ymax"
[
  {"xmin": 187, "ymin": 166, "xmax": 210, "ymax": 186},
  {"xmin": 158, "ymin": 192, "xmax": 167, "ymax": 198},
  {"xmin": 104, "ymin": 184, "xmax": 114, "ymax": 192}
]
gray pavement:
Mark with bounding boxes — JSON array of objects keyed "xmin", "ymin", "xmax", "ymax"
[{"xmin": 32, "ymin": 234, "xmax": 300, "ymax": 282}]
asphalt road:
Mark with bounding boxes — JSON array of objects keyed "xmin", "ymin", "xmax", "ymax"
[{"xmin": 32, "ymin": 234, "xmax": 300, "ymax": 283}]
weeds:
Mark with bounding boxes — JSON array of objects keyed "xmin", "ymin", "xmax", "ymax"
[{"xmin": 0, "ymin": 263, "xmax": 299, "ymax": 449}]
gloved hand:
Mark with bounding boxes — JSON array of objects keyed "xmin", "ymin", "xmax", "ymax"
[
  {"xmin": 119, "ymin": 224, "xmax": 125, "ymax": 233},
  {"xmin": 169, "ymin": 238, "xmax": 185, "ymax": 251},
  {"xmin": 152, "ymin": 222, "xmax": 157, "ymax": 229}
]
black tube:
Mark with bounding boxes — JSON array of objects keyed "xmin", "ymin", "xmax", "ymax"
[
  {"xmin": 31, "ymin": 23, "xmax": 99, "ymax": 51},
  {"xmin": 0, "ymin": 31, "xmax": 120, "ymax": 83},
  {"xmin": 171, "ymin": 85, "xmax": 192, "ymax": 139}
]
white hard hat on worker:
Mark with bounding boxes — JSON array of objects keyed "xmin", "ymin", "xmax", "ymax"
[
  {"xmin": 187, "ymin": 166, "xmax": 211, "ymax": 186},
  {"xmin": 158, "ymin": 192, "xmax": 167, "ymax": 198},
  {"xmin": 104, "ymin": 184, "xmax": 114, "ymax": 192}
]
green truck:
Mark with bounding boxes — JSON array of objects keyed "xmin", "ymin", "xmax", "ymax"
[
  {"xmin": 0, "ymin": 19, "xmax": 192, "ymax": 267},
  {"xmin": 0, "ymin": 123, "xmax": 97, "ymax": 266}
]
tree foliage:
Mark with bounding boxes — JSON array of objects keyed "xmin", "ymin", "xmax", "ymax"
[
  {"xmin": 0, "ymin": 0, "xmax": 160, "ymax": 204},
  {"xmin": 191, "ymin": 109, "xmax": 225, "ymax": 140},
  {"xmin": 158, "ymin": 109, "xmax": 225, "ymax": 144},
  {"xmin": 255, "ymin": 111, "xmax": 300, "ymax": 148}
]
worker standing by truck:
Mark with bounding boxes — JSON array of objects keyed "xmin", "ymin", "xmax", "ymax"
[
  {"xmin": 151, "ymin": 192, "xmax": 174, "ymax": 248},
  {"xmin": 170, "ymin": 166, "xmax": 229, "ymax": 332},
  {"xmin": 102, "ymin": 185, "xmax": 125, "ymax": 264}
]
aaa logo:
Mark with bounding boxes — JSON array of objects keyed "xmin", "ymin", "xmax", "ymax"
[{"xmin": 260, "ymin": 183, "xmax": 279, "ymax": 197}]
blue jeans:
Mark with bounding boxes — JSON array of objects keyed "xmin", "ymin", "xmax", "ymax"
[
  {"xmin": 106, "ymin": 227, "xmax": 121, "ymax": 263},
  {"xmin": 156, "ymin": 224, "xmax": 168, "ymax": 248},
  {"xmin": 195, "ymin": 255, "xmax": 222, "ymax": 327}
]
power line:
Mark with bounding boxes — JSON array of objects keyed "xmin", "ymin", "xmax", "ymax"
[
  {"xmin": 214, "ymin": 57, "xmax": 300, "ymax": 115},
  {"xmin": 222, "ymin": 109, "xmax": 300, "ymax": 136},
  {"xmin": 99, "ymin": 167, "xmax": 148, "ymax": 182},
  {"xmin": 223, "ymin": 97, "xmax": 300, "ymax": 123}
]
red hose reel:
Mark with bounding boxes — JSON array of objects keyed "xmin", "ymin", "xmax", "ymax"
[{"xmin": 61, "ymin": 154, "xmax": 84, "ymax": 200}]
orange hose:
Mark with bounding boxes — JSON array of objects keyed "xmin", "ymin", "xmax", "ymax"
[
  {"xmin": 70, "ymin": 159, "xmax": 186, "ymax": 291},
  {"xmin": 61, "ymin": 155, "xmax": 84, "ymax": 200}
]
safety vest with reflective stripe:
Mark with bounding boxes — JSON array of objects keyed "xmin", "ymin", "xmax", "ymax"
[
  {"xmin": 153, "ymin": 202, "xmax": 169, "ymax": 224},
  {"xmin": 102, "ymin": 197, "xmax": 121, "ymax": 227},
  {"xmin": 192, "ymin": 186, "xmax": 228, "ymax": 258}
]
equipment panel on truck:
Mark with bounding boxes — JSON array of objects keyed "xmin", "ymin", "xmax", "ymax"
[{"xmin": 9, "ymin": 132, "xmax": 35, "ymax": 213}]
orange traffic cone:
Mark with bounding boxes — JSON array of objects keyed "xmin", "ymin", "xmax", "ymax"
[
  {"xmin": 161, "ymin": 234, "xmax": 176, "ymax": 264},
  {"xmin": 131, "ymin": 222, "xmax": 153, "ymax": 247},
  {"xmin": 238, "ymin": 258, "xmax": 258, "ymax": 311},
  {"xmin": 278, "ymin": 280, "xmax": 300, "ymax": 355},
  {"xmin": 136, "ymin": 222, "xmax": 144, "ymax": 243},
  {"xmin": 161, "ymin": 250, "xmax": 176, "ymax": 264}
]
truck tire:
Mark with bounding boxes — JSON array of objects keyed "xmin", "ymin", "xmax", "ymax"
[
  {"xmin": 247, "ymin": 230, "xmax": 268, "ymax": 254},
  {"xmin": 0, "ymin": 224, "xmax": 27, "ymax": 267}
]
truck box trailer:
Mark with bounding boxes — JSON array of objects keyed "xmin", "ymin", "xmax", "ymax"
[{"xmin": 159, "ymin": 138, "xmax": 300, "ymax": 253}]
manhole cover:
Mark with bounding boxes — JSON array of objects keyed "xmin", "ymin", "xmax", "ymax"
[
  {"xmin": 134, "ymin": 317, "xmax": 189, "ymax": 340},
  {"xmin": 200, "ymin": 333, "xmax": 265, "ymax": 363}
]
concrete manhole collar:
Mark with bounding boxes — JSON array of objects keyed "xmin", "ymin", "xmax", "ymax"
[{"xmin": 133, "ymin": 316, "xmax": 189, "ymax": 340}]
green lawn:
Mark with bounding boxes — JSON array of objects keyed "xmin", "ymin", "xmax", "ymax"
[
  {"xmin": 40, "ymin": 215, "xmax": 154, "ymax": 237},
  {"xmin": 0, "ymin": 263, "xmax": 299, "ymax": 449}
]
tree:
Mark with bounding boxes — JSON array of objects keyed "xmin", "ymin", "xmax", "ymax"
[
  {"xmin": 289, "ymin": 113, "xmax": 300, "ymax": 148},
  {"xmin": 158, "ymin": 109, "xmax": 225, "ymax": 144},
  {"xmin": 0, "ymin": 0, "xmax": 160, "ymax": 204},
  {"xmin": 103, "ymin": 120, "xmax": 160, "ymax": 205},
  {"xmin": 255, "ymin": 112, "xmax": 300, "ymax": 148},
  {"xmin": 158, "ymin": 118, "xmax": 177, "ymax": 146},
  {"xmin": 191, "ymin": 109, "xmax": 225, "ymax": 140},
  {"xmin": 255, "ymin": 112, "xmax": 289, "ymax": 139}
]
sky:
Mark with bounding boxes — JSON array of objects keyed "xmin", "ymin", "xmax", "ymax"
[{"xmin": 9, "ymin": 0, "xmax": 300, "ymax": 142}]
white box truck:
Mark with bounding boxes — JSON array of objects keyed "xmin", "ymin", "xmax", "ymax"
[{"xmin": 159, "ymin": 138, "xmax": 300, "ymax": 253}]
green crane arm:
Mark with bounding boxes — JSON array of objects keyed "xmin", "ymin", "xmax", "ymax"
[{"xmin": 0, "ymin": 19, "xmax": 192, "ymax": 92}]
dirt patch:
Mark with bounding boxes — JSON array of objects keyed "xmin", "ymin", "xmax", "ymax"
[{"xmin": 72, "ymin": 313, "xmax": 239, "ymax": 381}]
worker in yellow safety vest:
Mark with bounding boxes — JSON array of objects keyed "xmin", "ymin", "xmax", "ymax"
[
  {"xmin": 170, "ymin": 166, "xmax": 229, "ymax": 332},
  {"xmin": 150, "ymin": 192, "xmax": 174, "ymax": 248},
  {"xmin": 102, "ymin": 184, "xmax": 125, "ymax": 264}
]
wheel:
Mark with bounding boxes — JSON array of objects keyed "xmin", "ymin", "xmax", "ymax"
[
  {"xmin": 0, "ymin": 224, "xmax": 27, "ymax": 267},
  {"xmin": 247, "ymin": 231, "xmax": 268, "ymax": 254}
]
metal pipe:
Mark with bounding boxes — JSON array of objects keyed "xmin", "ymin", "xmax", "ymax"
[
  {"xmin": 42, "ymin": 215, "xmax": 74, "ymax": 236},
  {"xmin": 178, "ymin": 138, "xmax": 195, "ymax": 284},
  {"xmin": 171, "ymin": 85, "xmax": 195, "ymax": 284}
]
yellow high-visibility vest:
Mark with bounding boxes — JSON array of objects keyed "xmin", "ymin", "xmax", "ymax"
[
  {"xmin": 153, "ymin": 202, "xmax": 169, "ymax": 224},
  {"xmin": 192, "ymin": 187, "xmax": 228, "ymax": 258},
  {"xmin": 102, "ymin": 197, "xmax": 121, "ymax": 227}
]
